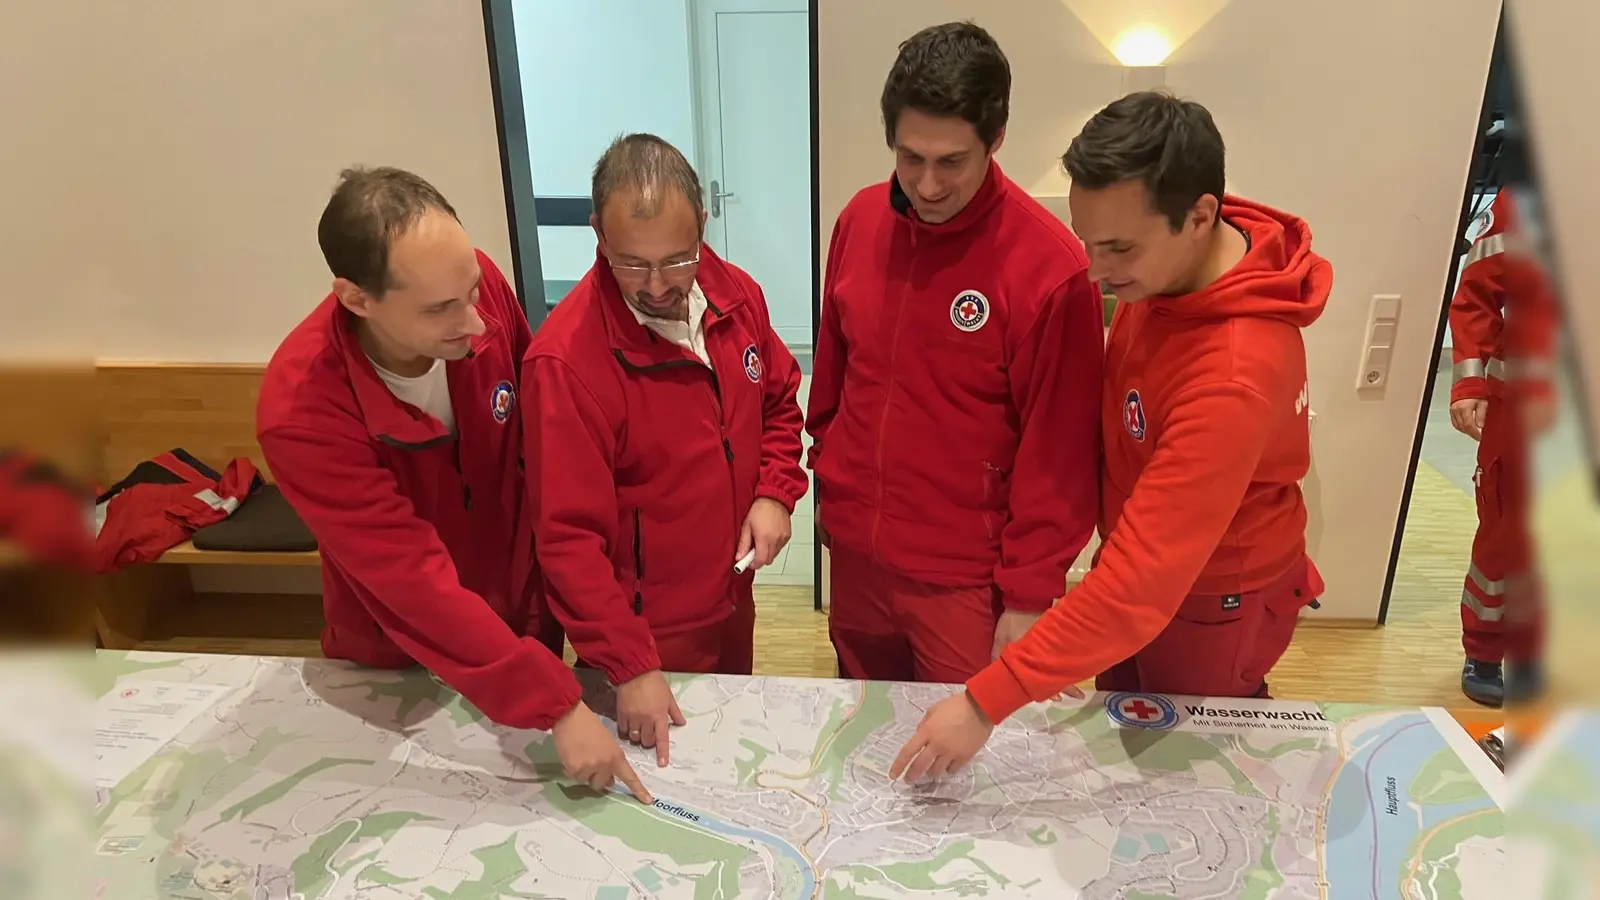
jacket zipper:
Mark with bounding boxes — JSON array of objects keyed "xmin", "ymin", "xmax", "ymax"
[
  {"xmin": 611, "ymin": 331, "xmax": 738, "ymax": 605},
  {"xmin": 869, "ymin": 223, "xmax": 918, "ymax": 555},
  {"xmin": 632, "ymin": 508, "xmax": 644, "ymax": 615},
  {"xmin": 705, "ymin": 363, "xmax": 739, "ymax": 606},
  {"xmin": 452, "ymin": 441, "xmax": 472, "ymax": 510}
]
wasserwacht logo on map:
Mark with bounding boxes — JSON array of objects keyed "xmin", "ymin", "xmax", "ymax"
[{"xmin": 1104, "ymin": 692, "xmax": 1179, "ymax": 730}]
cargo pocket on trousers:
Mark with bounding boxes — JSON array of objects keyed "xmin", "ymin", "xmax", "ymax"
[
  {"xmin": 1136, "ymin": 592, "xmax": 1254, "ymax": 697},
  {"xmin": 1240, "ymin": 569, "xmax": 1316, "ymax": 693}
]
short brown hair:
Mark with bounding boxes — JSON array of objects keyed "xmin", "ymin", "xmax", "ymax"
[
  {"xmin": 591, "ymin": 133, "xmax": 705, "ymax": 224},
  {"xmin": 316, "ymin": 166, "xmax": 458, "ymax": 295},
  {"xmin": 881, "ymin": 22, "xmax": 1010, "ymax": 149},
  {"xmin": 1062, "ymin": 91, "xmax": 1226, "ymax": 231}
]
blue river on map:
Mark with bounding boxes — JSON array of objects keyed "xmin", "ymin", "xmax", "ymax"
[
  {"xmin": 1324, "ymin": 711, "xmax": 1499, "ymax": 899},
  {"xmin": 615, "ymin": 785, "xmax": 816, "ymax": 898}
]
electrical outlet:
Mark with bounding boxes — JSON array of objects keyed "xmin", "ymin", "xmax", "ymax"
[{"xmin": 1357, "ymin": 294, "xmax": 1401, "ymax": 390}]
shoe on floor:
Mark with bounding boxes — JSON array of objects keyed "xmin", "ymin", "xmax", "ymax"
[{"xmin": 1461, "ymin": 658, "xmax": 1504, "ymax": 708}]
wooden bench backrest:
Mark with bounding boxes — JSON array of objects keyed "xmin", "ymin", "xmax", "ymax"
[{"xmin": 96, "ymin": 363, "xmax": 273, "ymax": 486}]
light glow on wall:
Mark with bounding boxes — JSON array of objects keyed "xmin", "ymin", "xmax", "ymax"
[{"xmin": 1110, "ymin": 25, "xmax": 1174, "ymax": 66}]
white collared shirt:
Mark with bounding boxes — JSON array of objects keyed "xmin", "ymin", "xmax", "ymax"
[{"xmin": 629, "ymin": 282, "xmax": 710, "ymax": 365}]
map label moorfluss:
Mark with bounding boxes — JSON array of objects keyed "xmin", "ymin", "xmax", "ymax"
[{"xmin": 652, "ymin": 799, "xmax": 702, "ymax": 824}]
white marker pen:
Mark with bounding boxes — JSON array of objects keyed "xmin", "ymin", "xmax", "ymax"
[{"xmin": 733, "ymin": 549, "xmax": 757, "ymax": 575}]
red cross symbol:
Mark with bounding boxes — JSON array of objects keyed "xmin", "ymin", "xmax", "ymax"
[
  {"xmin": 959, "ymin": 301, "xmax": 978, "ymax": 319},
  {"xmin": 1121, "ymin": 698, "xmax": 1160, "ymax": 721}
]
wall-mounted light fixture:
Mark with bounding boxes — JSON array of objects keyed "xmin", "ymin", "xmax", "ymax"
[{"xmin": 1111, "ymin": 25, "xmax": 1173, "ymax": 93}]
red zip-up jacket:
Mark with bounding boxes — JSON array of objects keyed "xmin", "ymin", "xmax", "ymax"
[
  {"xmin": 523, "ymin": 245, "xmax": 807, "ymax": 686},
  {"xmin": 969, "ymin": 197, "xmax": 1332, "ymax": 722},
  {"xmin": 807, "ymin": 162, "xmax": 1103, "ymax": 610},
  {"xmin": 257, "ymin": 250, "xmax": 581, "ymax": 731}
]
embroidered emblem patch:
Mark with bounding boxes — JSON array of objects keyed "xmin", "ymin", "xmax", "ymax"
[
  {"xmin": 490, "ymin": 380, "xmax": 516, "ymax": 423},
  {"xmin": 1123, "ymin": 389, "xmax": 1147, "ymax": 442},
  {"xmin": 950, "ymin": 290, "xmax": 990, "ymax": 333},
  {"xmin": 742, "ymin": 344, "xmax": 763, "ymax": 383}
]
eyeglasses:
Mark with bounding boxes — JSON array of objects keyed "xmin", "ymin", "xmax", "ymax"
[{"xmin": 607, "ymin": 254, "xmax": 700, "ymax": 281}]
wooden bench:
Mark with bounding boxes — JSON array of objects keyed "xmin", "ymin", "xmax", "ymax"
[{"xmin": 95, "ymin": 363, "xmax": 325, "ymax": 655}]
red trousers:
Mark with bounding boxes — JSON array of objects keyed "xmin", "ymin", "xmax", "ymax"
[
  {"xmin": 575, "ymin": 589, "xmax": 756, "ymax": 678},
  {"xmin": 1096, "ymin": 556, "xmax": 1321, "ymax": 697},
  {"xmin": 1462, "ymin": 394, "xmax": 1545, "ymax": 664},
  {"xmin": 828, "ymin": 546, "xmax": 1002, "ymax": 684}
]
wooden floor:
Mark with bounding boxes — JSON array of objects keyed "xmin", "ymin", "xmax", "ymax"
[
  {"xmin": 123, "ymin": 458, "xmax": 1526, "ymax": 713},
  {"xmin": 749, "ymin": 459, "xmax": 1481, "ymax": 708}
]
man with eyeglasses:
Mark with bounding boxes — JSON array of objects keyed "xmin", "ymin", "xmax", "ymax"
[{"xmin": 522, "ymin": 133, "xmax": 808, "ymax": 769}]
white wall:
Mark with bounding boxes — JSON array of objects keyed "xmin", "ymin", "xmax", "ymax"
[
  {"xmin": 817, "ymin": 0, "xmax": 1501, "ymax": 621},
  {"xmin": 512, "ymin": 0, "xmax": 698, "ymax": 285},
  {"xmin": 1, "ymin": 0, "xmax": 515, "ymax": 364}
]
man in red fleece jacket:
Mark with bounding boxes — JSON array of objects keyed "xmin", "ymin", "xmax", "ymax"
[
  {"xmin": 808, "ymin": 22, "xmax": 1103, "ymax": 684},
  {"xmin": 524, "ymin": 135, "xmax": 808, "ymax": 767},
  {"xmin": 259, "ymin": 167, "xmax": 647, "ymax": 801},
  {"xmin": 893, "ymin": 92, "xmax": 1332, "ymax": 781}
]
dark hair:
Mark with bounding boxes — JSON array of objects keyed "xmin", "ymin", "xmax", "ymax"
[
  {"xmin": 317, "ymin": 166, "xmax": 459, "ymax": 295},
  {"xmin": 1062, "ymin": 91, "xmax": 1226, "ymax": 231},
  {"xmin": 591, "ymin": 133, "xmax": 705, "ymax": 224},
  {"xmin": 880, "ymin": 22, "xmax": 1010, "ymax": 149}
]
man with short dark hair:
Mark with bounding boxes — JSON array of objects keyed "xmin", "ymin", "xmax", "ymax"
[
  {"xmin": 892, "ymin": 91, "xmax": 1333, "ymax": 783},
  {"xmin": 523, "ymin": 135, "xmax": 807, "ymax": 767},
  {"xmin": 807, "ymin": 22, "xmax": 1104, "ymax": 684},
  {"xmin": 259, "ymin": 166, "xmax": 649, "ymax": 801}
]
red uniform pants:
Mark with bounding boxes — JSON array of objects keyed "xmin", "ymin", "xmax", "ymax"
[
  {"xmin": 828, "ymin": 546, "xmax": 1002, "ymax": 684},
  {"xmin": 1462, "ymin": 394, "xmax": 1545, "ymax": 664},
  {"xmin": 575, "ymin": 589, "xmax": 756, "ymax": 677},
  {"xmin": 1095, "ymin": 556, "xmax": 1321, "ymax": 698}
]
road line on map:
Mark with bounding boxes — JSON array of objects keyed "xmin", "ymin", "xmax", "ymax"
[{"xmin": 1402, "ymin": 808, "xmax": 1496, "ymax": 893}]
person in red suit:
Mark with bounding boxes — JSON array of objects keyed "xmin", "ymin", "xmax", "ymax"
[
  {"xmin": 1446, "ymin": 187, "xmax": 1557, "ymax": 707},
  {"xmin": 259, "ymin": 167, "xmax": 647, "ymax": 801},
  {"xmin": 807, "ymin": 22, "xmax": 1104, "ymax": 685},
  {"xmin": 892, "ymin": 92, "xmax": 1332, "ymax": 782},
  {"xmin": 523, "ymin": 135, "xmax": 807, "ymax": 767}
]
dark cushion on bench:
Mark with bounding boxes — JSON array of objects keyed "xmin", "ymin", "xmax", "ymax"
[{"xmin": 190, "ymin": 484, "xmax": 318, "ymax": 553}]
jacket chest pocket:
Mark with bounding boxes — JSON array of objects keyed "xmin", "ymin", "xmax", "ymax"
[{"xmin": 915, "ymin": 305, "xmax": 1008, "ymax": 400}]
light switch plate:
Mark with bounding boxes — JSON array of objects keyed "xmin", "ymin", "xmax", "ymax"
[{"xmin": 1357, "ymin": 294, "xmax": 1401, "ymax": 391}]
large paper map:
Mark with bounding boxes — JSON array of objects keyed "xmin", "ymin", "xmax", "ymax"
[{"xmin": 89, "ymin": 651, "xmax": 1503, "ymax": 899}]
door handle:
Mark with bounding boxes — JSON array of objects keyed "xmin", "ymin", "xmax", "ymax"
[{"xmin": 710, "ymin": 180, "xmax": 735, "ymax": 218}]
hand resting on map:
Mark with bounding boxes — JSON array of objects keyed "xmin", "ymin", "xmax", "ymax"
[
  {"xmin": 617, "ymin": 669, "xmax": 686, "ymax": 767},
  {"xmin": 890, "ymin": 682, "xmax": 1083, "ymax": 783},
  {"xmin": 890, "ymin": 690, "xmax": 994, "ymax": 782}
]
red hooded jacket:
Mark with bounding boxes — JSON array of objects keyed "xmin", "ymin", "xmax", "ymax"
[
  {"xmin": 969, "ymin": 196, "xmax": 1333, "ymax": 722},
  {"xmin": 807, "ymin": 162, "xmax": 1103, "ymax": 610},
  {"xmin": 257, "ymin": 250, "xmax": 581, "ymax": 731},
  {"xmin": 523, "ymin": 246, "xmax": 807, "ymax": 686}
]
